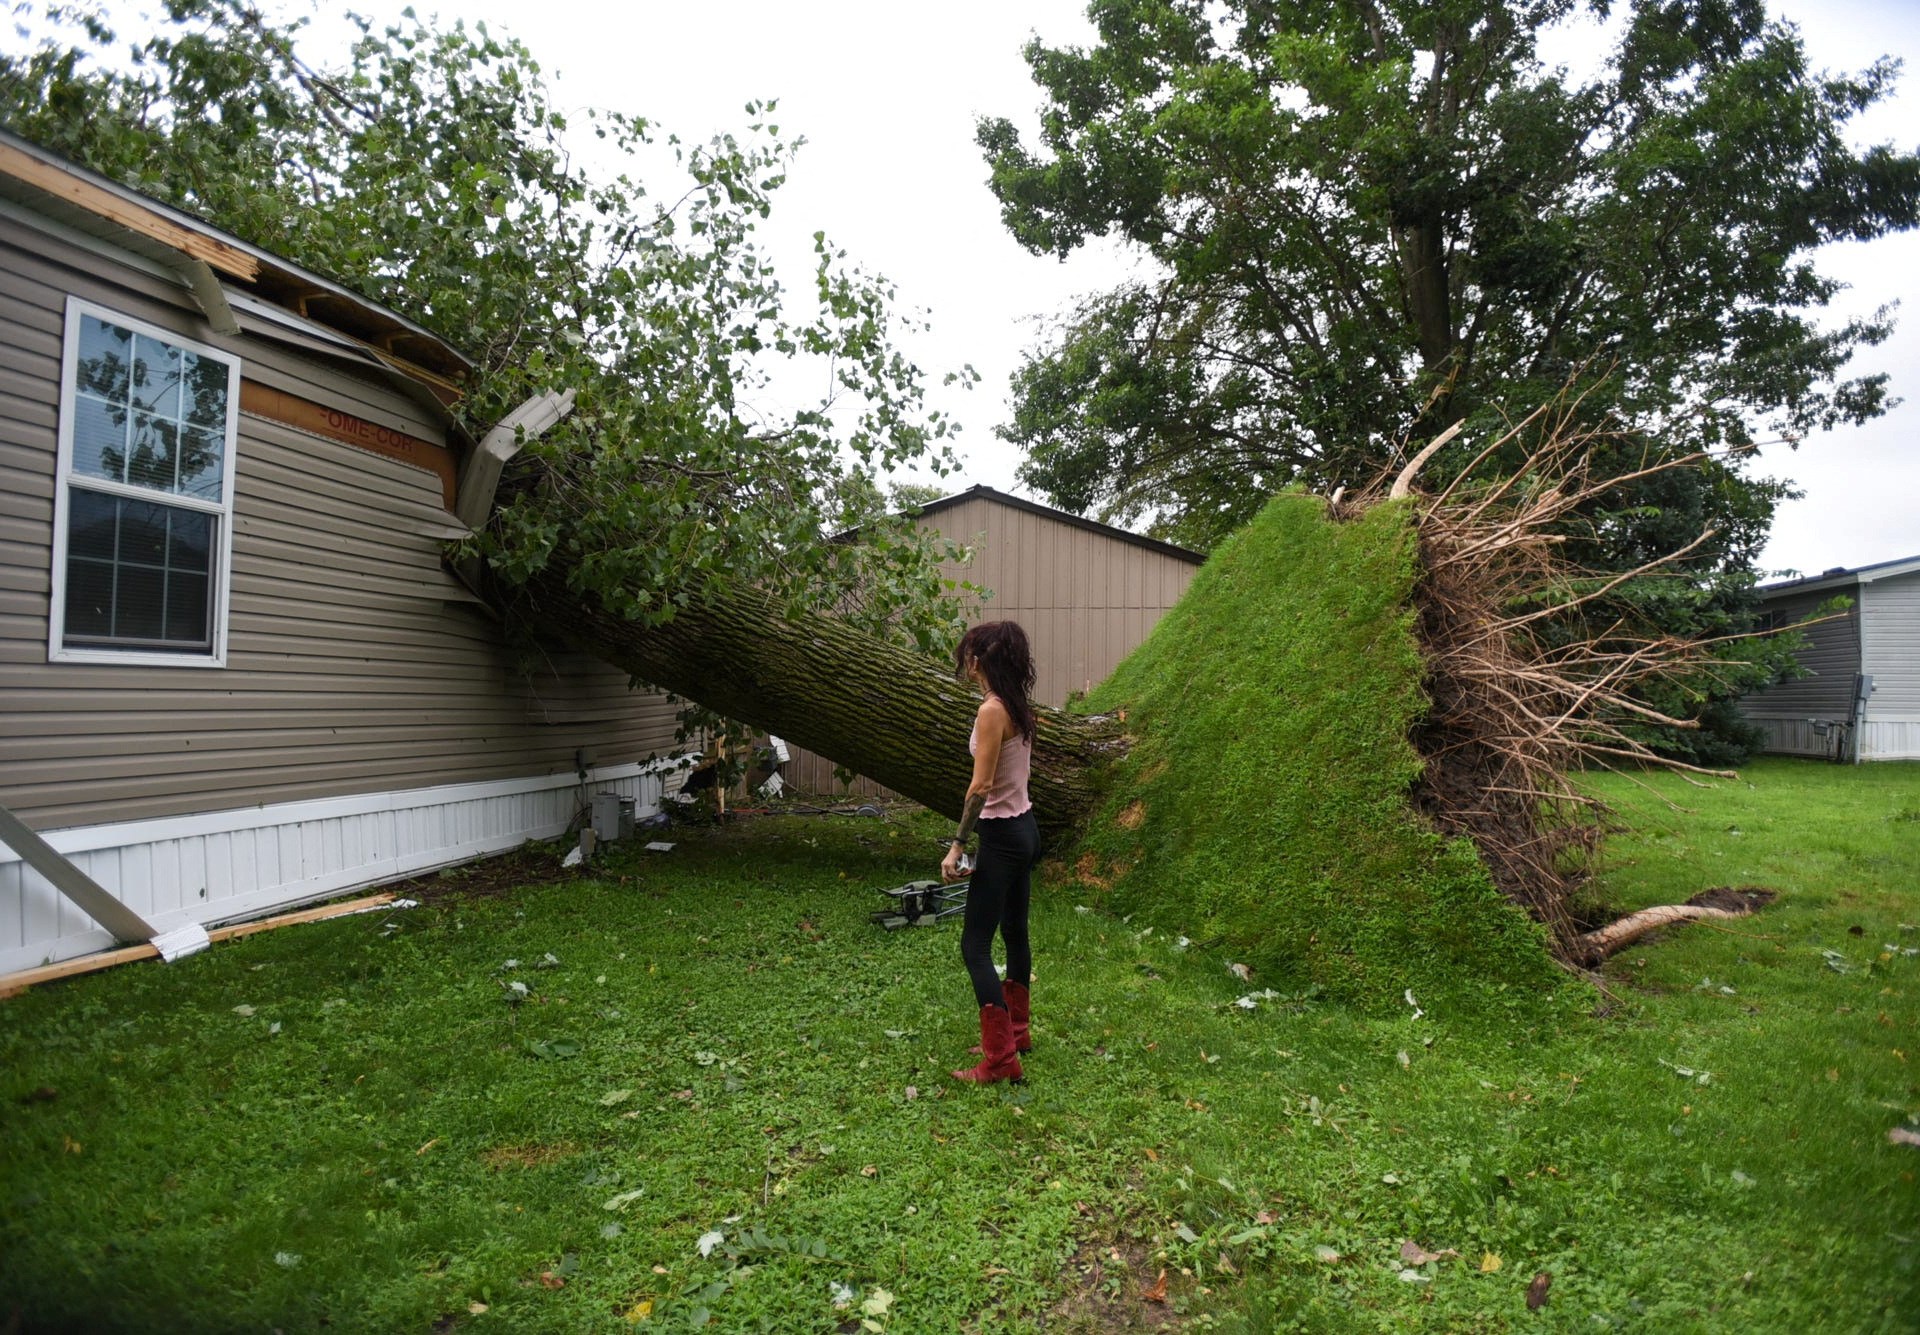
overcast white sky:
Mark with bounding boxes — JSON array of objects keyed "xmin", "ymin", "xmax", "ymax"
[{"xmin": 320, "ymin": 0, "xmax": 1916, "ymax": 577}]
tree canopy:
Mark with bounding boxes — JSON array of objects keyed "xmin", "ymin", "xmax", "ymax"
[
  {"xmin": 2, "ymin": 0, "xmax": 972, "ymax": 650},
  {"xmin": 979, "ymin": 0, "xmax": 1919, "ymax": 549}
]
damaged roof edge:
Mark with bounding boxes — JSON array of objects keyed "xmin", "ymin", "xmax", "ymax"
[{"xmin": 0, "ymin": 130, "xmax": 473, "ymax": 391}]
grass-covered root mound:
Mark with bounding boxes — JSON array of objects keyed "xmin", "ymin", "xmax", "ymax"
[{"xmin": 1068, "ymin": 492, "xmax": 1562, "ymax": 1011}]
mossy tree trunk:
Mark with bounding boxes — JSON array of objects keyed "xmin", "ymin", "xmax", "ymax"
[{"xmin": 516, "ymin": 570, "xmax": 1126, "ymax": 845}]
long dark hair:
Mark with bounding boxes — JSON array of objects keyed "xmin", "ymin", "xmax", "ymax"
[{"xmin": 955, "ymin": 620, "xmax": 1037, "ymax": 743}]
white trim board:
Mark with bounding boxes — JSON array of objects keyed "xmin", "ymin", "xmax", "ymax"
[{"xmin": 0, "ymin": 759, "xmax": 689, "ymax": 974}]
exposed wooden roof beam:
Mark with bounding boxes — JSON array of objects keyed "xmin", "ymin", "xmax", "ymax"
[{"xmin": 0, "ymin": 139, "xmax": 260, "ymax": 282}]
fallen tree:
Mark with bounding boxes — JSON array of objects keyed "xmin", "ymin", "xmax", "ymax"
[
  {"xmin": 504, "ymin": 564, "xmax": 1125, "ymax": 847},
  {"xmin": 493, "ymin": 398, "xmax": 1778, "ymax": 1005}
]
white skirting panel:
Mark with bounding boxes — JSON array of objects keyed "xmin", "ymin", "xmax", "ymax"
[
  {"xmin": 1862, "ymin": 718, "xmax": 1920, "ymax": 761},
  {"xmin": 0, "ymin": 760, "xmax": 689, "ymax": 974}
]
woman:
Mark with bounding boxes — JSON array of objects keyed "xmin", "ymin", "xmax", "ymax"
[{"xmin": 941, "ymin": 620, "xmax": 1040, "ymax": 1085}]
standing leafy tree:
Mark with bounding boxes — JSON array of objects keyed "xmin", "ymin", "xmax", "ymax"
[
  {"xmin": 977, "ymin": 0, "xmax": 1918, "ymax": 754},
  {"xmin": 982, "ymin": 0, "xmax": 1918, "ymax": 539}
]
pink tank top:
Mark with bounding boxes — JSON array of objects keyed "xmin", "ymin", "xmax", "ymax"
[{"xmin": 968, "ymin": 696, "xmax": 1033, "ymax": 819}]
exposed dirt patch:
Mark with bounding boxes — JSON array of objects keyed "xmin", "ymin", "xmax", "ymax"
[
  {"xmin": 1116, "ymin": 800, "xmax": 1147, "ymax": 831},
  {"xmin": 481, "ymin": 1141, "xmax": 580, "ymax": 1170},
  {"xmin": 385, "ymin": 845, "xmax": 580, "ymax": 905},
  {"xmin": 1074, "ymin": 852, "xmax": 1114, "ymax": 891},
  {"xmin": 1687, "ymin": 886, "xmax": 1778, "ymax": 913},
  {"xmin": 1047, "ymin": 1232, "xmax": 1184, "ymax": 1332}
]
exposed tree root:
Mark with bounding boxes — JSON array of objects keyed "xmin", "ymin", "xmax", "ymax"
[{"xmin": 1358, "ymin": 393, "xmax": 1771, "ymax": 963}]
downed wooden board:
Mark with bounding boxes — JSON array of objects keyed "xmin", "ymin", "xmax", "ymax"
[{"xmin": 0, "ymin": 893, "xmax": 400, "ymax": 998}]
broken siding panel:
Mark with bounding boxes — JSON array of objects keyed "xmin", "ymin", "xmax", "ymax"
[
  {"xmin": 237, "ymin": 346, "xmax": 448, "ymax": 445},
  {"xmin": 1862, "ymin": 572, "xmax": 1920, "ymax": 717},
  {"xmin": 241, "ymin": 421, "xmax": 456, "ymax": 527},
  {"xmin": 4, "ymin": 211, "xmax": 444, "ymax": 448}
]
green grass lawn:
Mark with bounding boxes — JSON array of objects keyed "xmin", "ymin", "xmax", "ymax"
[{"xmin": 2, "ymin": 758, "xmax": 1917, "ymax": 1332}]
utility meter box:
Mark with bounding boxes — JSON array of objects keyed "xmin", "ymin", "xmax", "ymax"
[{"xmin": 591, "ymin": 793, "xmax": 636, "ymax": 841}]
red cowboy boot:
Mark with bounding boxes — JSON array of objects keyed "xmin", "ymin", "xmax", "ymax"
[
  {"xmin": 970, "ymin": 982, "xmax": 1033, "ymax": 1055},
  {"xmin": 1003, "ymin": 981, "xmax": 1032, "ymax": 1053},
  {"xmin": 951, "ymin": 1004, "xmax": 1023, "ymax": 1084}
]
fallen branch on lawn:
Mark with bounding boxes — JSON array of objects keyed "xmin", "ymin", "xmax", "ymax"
[{"xmin": 1569, "ymin": 888, "xmax": 1777, "ymax": 965}]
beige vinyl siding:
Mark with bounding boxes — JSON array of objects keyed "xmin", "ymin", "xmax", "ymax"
[
  {"xmin": 925, "ymin": 495, "xmax": 1200, "ymax": 706},
  {"xmin": 1739, "ymin": 588, "xmax": 1861, "ymax": 722},
  {"xmin": 1862, "ymin": 572, "xmax": 1920, "ymax": 717},
  {"xmin": 0, "ymin": 212, "xmax": 679, "ymax": 830},
  {"xmin": 783, "ymin": 492, "xmax": 1202, "ymax": 796}
]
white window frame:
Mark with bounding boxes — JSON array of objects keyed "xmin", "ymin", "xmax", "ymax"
[{"xmin": 48, "ymin": 296, "xmax": 241, "ymax": 668}]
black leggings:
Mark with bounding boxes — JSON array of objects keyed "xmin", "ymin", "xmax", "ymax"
[{"xmin": 960, "ymin": 810, "xmax": 1040, "ymax": 1009}]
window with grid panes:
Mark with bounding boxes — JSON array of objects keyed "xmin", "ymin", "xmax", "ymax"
[{"xmin": 50, "ymin": 298, "xmax": 239, "ymax": 664}]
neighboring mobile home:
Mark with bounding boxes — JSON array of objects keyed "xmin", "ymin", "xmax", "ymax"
[
  {"xmin": 1738, "ymin": 555, "xmax": 1920, "ymax": 762},
  {"xmin": 783, "ymin": 485, "xmax": 1205, "ymax": 794},
  {"xmin": 0, "ymin": 133, "xmax": 682, "ymax": 972}
]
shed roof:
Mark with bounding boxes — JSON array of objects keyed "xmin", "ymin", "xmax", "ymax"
[
  {"xmin": 1758, "ymin": 553, "xmax": 1920, "ymax": 598},
  {"xmin": 911, "ymin": 485, "xmax": 1205, "ymax": 565},
  {"xmin": 0, "ymin": 131, "xmax": 470, "ymax": 402}
]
